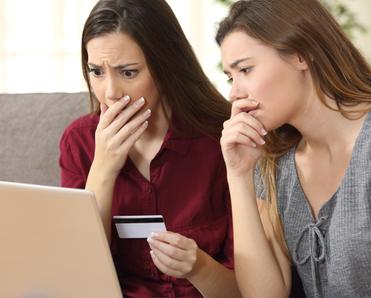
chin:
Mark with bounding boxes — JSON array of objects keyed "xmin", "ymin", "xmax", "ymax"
[{"xmin": 254, "ymin": 113, "xmax": 278, "ymax": 132}]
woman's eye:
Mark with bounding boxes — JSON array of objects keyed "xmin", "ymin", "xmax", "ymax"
[
  {"xmin": 88, "ymin": 68, "xmax": 103, "ymax": 77},
  {"xmin": 121, "ymin": 69, "xmax": 138, "ymax": 79},
  {"xmin": 240, "ymin": 66, "xmax": 253, "ymax": 74}
]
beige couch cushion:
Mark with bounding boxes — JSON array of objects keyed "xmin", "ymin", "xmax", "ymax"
[{"xmin": 0, "ymin": 92, "xmax": 89, "ymax": 186}]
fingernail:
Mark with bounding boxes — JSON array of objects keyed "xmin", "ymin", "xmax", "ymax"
[
  {"xmin": 147, "ymin": 237, "xmax": 152, "ymax": 243},
  {"xmin": 261, "ymin": 128, "xmax": 267, "ymax": 135},
  {"xmin": 260, "ymin": 138, "xmax": 266, "ymax": 145},
  {"xmin": 249, "ymin": 99, "xmax": 258, "ymax": 105},
  {"xmin": 122, "ymin": 95, "xmax": 130, "ymax": 102},
  {"xmin": 134, "ymin": 97, "xmax": 145, "ymax": 107},
  {"xmin": 151, "ymin": 232, "xmax": 158, "ymax": 237},
  {"xmin": 145, "ymin": 109, "xmax": 151, "ymax": 116}
]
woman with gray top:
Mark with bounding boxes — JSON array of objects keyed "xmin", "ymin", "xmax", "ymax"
[{"xmin": 216, "ymin": 0, "xmax": 371, "ymax": 297}]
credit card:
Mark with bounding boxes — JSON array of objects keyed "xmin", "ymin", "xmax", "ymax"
[{"xmin": 113, "ymin": 215, "xmax": 166, "ymax": 239}]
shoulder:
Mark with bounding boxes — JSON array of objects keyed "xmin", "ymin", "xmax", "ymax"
[
  {"xmin": 275, "ymin": 148, "xmax": 297, "ymax": 192},
  {"xmin": 255, "ymin": 149, "xmax": 296, "ymax": 210},
  {"xmin": 59, "ymin": 113, "xmax": 98, "ymax": 149},
  {"xmin": 189, "ymin": 134, "xmax": 224, "ymax": 160},
  {"xmin": 360, "ymin": 111, "xmax": 371, "ymax": 153},
  {"xmin": 193, "ymin": 134, "xmax": 220, "ymax": 147},
  {"xmin": 63, "ymin": 113, "xmax": 99, "ymax": 134},
  {"xmin": 176, "ymin": 133, "xmax": 226, "ymax": 176}
]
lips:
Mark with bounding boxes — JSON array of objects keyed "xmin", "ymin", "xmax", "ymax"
[{"xmin": 247, "ymin": 108, "xmax": 259, "ymax": 115}]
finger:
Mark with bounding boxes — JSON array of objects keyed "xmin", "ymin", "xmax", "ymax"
[
  {"xmin": 221, "ymin": 132, "xmax": 259, "ymax": 149},
  {"xmin": 226, "ymin": 121, "xmax": 266, "ymax": 146},
  {"xmin": 231, "ymin": 99, "xmax": 259, "ymax": 117},
  {"xmin": 149, "ymin": 250, "xmax": 184, "ymax": 277},
  {"xmin": 109, "ymin": 97, "xmax": 146, "ymax": 133},
  {"xmin": 98, "ymin": 96, "xmax": 131, "ymax": 129},
  {"xmin": 150, "ymin": 232, "xmax": 195, "ymax": 250},
  {"xmin": 113, "ymin": 109, "xmax": 151, "ymax": 142},
  {"xmin": 113, "ymin": 120, "xmax": 148, "ymax": 153},
  {"xmin": 99, "ymin": 103, "xmax": 108, "ymax": 121},
  {"xmin": 147, "ymin": 236, "xmax": 187, "ymax": 261},
  {"xmin": 149, "ymin": 246, "xmax": 185, "ymax": 271},
  {"xmin": 224, "ymin": 112, "xmax": 267, "ymax": 136}
]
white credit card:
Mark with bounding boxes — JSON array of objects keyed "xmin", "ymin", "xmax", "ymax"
[{"xmin": 113, "ymin": 215, "xmax": 166, "ymax": 239}]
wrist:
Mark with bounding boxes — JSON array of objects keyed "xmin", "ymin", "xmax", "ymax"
[
  {"xmin": 227, "ymin": 168, "xmax": 255, "ymax": 181},
  {"xmin": 90, "ymin": 160, "xmax": 119, "ymax": 182},
  {"xmin": 86, "ymin": 162, "xmax": 117, "ymax": 190},
  {"xmin": 186, "ymin": 248, "xmax": 210, "ymax": 283}
]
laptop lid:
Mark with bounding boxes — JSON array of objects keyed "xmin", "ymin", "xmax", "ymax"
[{"xmin": 0, "ymin": 181, "xmax": 123, "ymax": 298}]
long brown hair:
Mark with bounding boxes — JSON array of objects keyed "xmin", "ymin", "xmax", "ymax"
[
  {"xmin": 216, "ymin": 0, "xmax": 371, "ymax": 253},
  {"xmin": 81, "ymin": 0, "xmax": 230, "ymax": 138}
]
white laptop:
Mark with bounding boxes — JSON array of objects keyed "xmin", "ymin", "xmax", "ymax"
[{"xmin": 0, "ymin": 181, "xmax": 123, "ymax": 298}]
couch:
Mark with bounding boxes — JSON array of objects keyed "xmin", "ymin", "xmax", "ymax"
[
  {"xmin": 0, "ymin": 92, "xmax": 89, "ymax": 186},
  {"xmin": 0, "ymin": 92, "xmax": 308, "ymax": 297}
]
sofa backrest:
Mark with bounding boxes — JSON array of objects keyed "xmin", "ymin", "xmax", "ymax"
[{"xmin": 0, "ymin": 92, "xmax": 89, "ymax": 186}]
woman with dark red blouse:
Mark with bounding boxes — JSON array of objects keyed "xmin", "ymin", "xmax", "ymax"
[{"xmin": 59, "ymin": 0, "xmax": 241, "ymax": 297}]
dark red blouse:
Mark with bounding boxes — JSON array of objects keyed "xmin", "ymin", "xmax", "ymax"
[{"xmin": 59, "ymin": 114, "xmax": 233, "ymax": 298}]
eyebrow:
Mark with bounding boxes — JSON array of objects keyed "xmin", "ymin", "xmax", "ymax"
[
  {"xmin": 87, "ymin": 62, "xmax": 139, "ymax": 69},
  {"xmin": 229, "ymin": 57, "xmax": 252, "ymax": 69}
]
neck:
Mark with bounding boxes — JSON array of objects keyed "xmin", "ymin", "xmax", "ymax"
[
  {"xmin": 291, "ymin": 96, "xmax": 367, "ymax": 155},
  {"xmin": 137, "ymin": 101, "xmax": 170, "ymax": 145}
]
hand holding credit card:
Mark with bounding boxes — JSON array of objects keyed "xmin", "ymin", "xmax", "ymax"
[{"xmin": 113, "ymin": 215, "xmax": 166, "ymax": 238}]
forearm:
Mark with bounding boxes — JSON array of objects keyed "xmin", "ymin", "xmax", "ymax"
[
  {"xmin": 228, "ymin": 171, "xmax": 289, "ymax": 298},
  {"xmin": 187, "ymin": 249, "xmax": 242, "ymax": 298},
  {"xmin": 85, "ymin": 163, "xmax": 116, "ymax": 242}
]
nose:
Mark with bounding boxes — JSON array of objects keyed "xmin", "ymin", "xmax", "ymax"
[
  {"xmin": 105, "ymin": 73, "xmax": 124, "ymax": 103},
  {"xmin": 228, "ymin": 78, "xmax": 246, "ymax": 103}
]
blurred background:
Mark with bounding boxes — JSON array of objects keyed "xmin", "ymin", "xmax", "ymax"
[{"xmin": 0, "ymin": 0, "xmax": 370, "ymax": 97}]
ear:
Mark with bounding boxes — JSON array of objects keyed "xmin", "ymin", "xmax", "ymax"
[{"xmin": 291, "ymin": 53, "xmax": 309, "ymax": 71}]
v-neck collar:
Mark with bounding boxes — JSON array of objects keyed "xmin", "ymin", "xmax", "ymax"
[{"xmin": 291, "ymin": 112, "xmax": 370, "ymax": 221}]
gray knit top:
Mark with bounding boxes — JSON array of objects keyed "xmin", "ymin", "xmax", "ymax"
[{"xmin": 256, "ymin": 112, "xmax": 371, "ymax": 298}]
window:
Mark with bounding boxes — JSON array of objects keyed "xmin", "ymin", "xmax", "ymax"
[
  {"xmin": 0, "ymin": 0, "xmax": 230, "ymax": 95},
  {"xmin": 1, "ymin": 0, "xmax": 369, "ymax": 95},
  {"xmin": 0, "ymin": 0, "xmax": 98, "ymax": 93}
]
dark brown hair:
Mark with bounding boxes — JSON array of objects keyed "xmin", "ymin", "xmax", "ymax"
[
  {"xmin": 216, "ymin": 0, "xmax": 371, "ymax": 253},
  {"xmin": 82, "ymin": 0, "xmax": 230, "ymax": 138}
]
